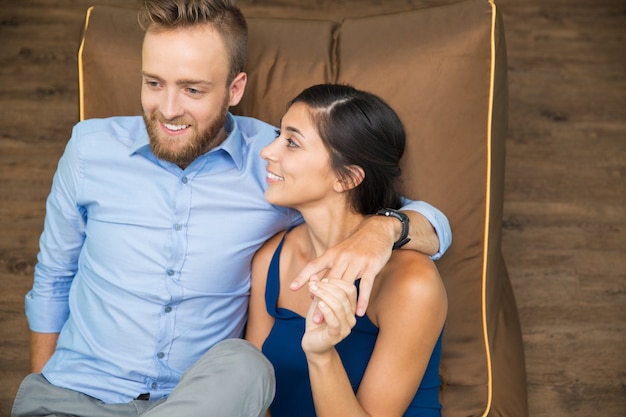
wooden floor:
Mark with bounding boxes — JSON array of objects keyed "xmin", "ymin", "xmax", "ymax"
[{"xmin": 0, "ymin": 0, "xmax": 624, "ymax": 416}]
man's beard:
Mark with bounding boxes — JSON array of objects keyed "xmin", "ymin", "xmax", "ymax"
[{"xmin": 144, "ymin": 96, "xmax": 230, "ymax": 167}]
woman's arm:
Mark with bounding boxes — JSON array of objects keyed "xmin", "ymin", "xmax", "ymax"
[
  {"xmin": 302, "ymin": 279, "xmax": 366, "ymax": 417},
  {"xmin": 357, "ymin": 252, "xmax": 447, "ymax": 416},
  {"xmin": 245, "ymin": 234, "xmax": 284, "ymax": 417},
  {"xmin": 244, "ymin": 233, "xmax": 282, "ymax": 350},
  {"xmin": 303, "ymin": 252, "xmax": 447, "ymax": 417}
]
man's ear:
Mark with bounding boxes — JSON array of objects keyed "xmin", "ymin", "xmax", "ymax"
[
  {"xmin": 228, "ymin": 72, "xmax": 247, "ymax": 106},
  {"xmin": 334, "ymin": 165, "xmax": 365, "ymax": 193}
]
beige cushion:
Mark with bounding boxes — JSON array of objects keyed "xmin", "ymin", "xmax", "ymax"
[{"xmin": 79, "ymin": 1, "xmax": 527, "ymax": 415}]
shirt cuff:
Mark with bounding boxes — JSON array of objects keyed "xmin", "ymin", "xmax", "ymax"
[
  {"xmin": 399, "ymin": 199, "xmax": 452, "ymax": 260},
  {"xmin": 25, "ymin": 290, "xmax": 70, "ymax": 333}
]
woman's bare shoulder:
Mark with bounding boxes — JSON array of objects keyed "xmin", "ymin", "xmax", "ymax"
[
  {"xmin": 385, "ymin": 251, "xmax": 442, "ymax": 287},
  {"xmin": 253, "ymin": 224, "xmax": 309, "ymax": 271},
  {"xmin": 371, "ymin": 251, "xmax": 447, "ymax": 324},
  {"xmin": 254, "ymin": 230, "xmax": 287, "ymax": 263}
]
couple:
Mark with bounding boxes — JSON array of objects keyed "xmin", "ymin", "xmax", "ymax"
[{"xmin": 13, "ymin": 0, "xmax": 448, "ymax": 416}]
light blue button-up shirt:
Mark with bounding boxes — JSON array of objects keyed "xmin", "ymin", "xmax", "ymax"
[{"xmin": 26, "ymin": 114, "xmax": 451, "ymax": 404}]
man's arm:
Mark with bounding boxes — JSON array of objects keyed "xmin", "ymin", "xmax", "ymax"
[
  {"xmin": 291, "ymin": 201, "xmax": 451, "ymax": 317},
  {"xmin": 30, "ymin": 332, "xmax": 59, "ymax": 373},
  {"xmin": 377, "ymin": 209, "xmax": 440, "ymax": 256},
  {"xmin": 27, "ymin": 127, "xmax": 85, "ymax": 372},
  {"xmin": 395, "ymin": 198, "xmax": 452, "ymax": 260}
]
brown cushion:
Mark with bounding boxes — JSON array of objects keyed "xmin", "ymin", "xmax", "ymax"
[
  {"xmin": 337, "ymin": 1, "xmax": 526, "ymax": 415},
  {"xmin": 78, "ymin": 1, "xmax": 527, "ymax": 415},
  {"xmin": 79, "ymin": 5, "xmax": 144, "ymax": 119},
  {"xmin": 232, "ymin": 17, "xmax": 337, "ymax": 126},
  {"xmin": 80, "ymin": 7, "xmax": 336, "ymax": 124}
]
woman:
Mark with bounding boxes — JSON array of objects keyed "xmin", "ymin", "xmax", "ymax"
[{"xmin": 245, "ymin": 84, "xmax": 447, "ymax": 417}]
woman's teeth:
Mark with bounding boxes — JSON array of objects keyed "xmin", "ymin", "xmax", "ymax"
[{"xmin": 267, "ymin": 172, "xmax": 283, "ymax": 181}]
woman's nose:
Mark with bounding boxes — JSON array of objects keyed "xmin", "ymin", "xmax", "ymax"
[{"xmin": 261, "ymin": 141, "xmax": 278, "ymax": 161}]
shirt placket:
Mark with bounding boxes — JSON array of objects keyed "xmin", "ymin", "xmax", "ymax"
[{"xmin": 149, "ymin": 170, "xmax": 194, "ymax": 394}]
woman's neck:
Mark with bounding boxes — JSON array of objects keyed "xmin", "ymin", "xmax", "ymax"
[{"xmin": 297, "ymin": 201, "xmax": 365, "ymax": 259}]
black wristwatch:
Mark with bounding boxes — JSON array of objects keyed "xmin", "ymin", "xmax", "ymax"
[{"xmin": 375, "ymin": 208, "xmax": 411, "ymax": 249}]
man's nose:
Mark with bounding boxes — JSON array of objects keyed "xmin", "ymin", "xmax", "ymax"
[{"xmin": 160, "ymin": 89, "xmax": 183, "ymax": 120}]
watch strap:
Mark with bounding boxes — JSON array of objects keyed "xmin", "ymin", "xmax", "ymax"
[{"xmin": 375, "ymin": 208, "xmax": 411, "ymax": 249}]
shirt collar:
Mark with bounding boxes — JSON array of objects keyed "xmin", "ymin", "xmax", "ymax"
[
  {"xmin": 219, "ymin": 113, "xmax": 245, "ymax": 170},
  {"xmin": 130, "ymin": 113, "xmax": 246, "ymax": 171}
]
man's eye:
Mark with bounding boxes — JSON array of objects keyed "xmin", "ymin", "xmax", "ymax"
[
  {"xmin": 145, "ymin": 80, "xmax": 159, "ymax": 88},
  {"xmin": 274, "ymin": 129, "xmax": 281, "ymax": 139},
  {"xmin": 188, "ymin": 88, "xmax": 201, "ymax": 95}
]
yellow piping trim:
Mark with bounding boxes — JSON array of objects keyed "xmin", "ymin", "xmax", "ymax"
[
  {"xmin": 77, "ymin": 6, "xmax": 95, "ymax": 121},
  {"xmin": 481, "ymin": 0, "xmax": 497, "ymax": 416}
]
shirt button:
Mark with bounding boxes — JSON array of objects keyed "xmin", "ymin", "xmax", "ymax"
[
  {"xmin": 181, "ymin": 177, "xmax": 188, "ymax": 184},
  {"xmin": 157, "ymin": 352, "xmax": 165, "ymax": 359},
  {"xmin": 164, "ymin": 306, "xmax": 172, "ymax": 313},
  {"xmin": 166, "ymin": 269, "xmax": 175, "ymax": 277},
  {"xmin": 174, "ymin": 224, "xmax": 183, "ymax": 231},
  {"xmin": 151, "ymin": 382, "xmax": 157, "ymax": 389}
]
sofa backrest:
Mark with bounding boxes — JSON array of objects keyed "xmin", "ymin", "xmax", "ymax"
[{"xmin": 79, "ymin": 1, "xmax": 527, "ymax": 415}]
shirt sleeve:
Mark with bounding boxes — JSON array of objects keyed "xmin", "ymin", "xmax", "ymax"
[
  {"xmin": 26, "ymin": 125, "xmax": 87, "ymax": 333},
  {"xmin": 399, "ymin": 197, "xmax": 452, "ymax": 260}
]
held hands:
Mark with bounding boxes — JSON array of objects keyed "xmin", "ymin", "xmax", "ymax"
[
  {"xmin": 290, "ymin": 215, "xmax": 396, "ymax": 319},
  {"xmin": 302, "ymin": 279, "xmax": 357, "ymax": 355}
]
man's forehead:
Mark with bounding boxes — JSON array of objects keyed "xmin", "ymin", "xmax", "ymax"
[
  {"xmin": 142, "ymin": 25, "xmax": 228, "ymax": 60},
  {"xmin": 143, "ymin": 23, "xmax": 222, "ymax": 42}
]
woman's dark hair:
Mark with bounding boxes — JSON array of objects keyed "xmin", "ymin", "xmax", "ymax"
[{"xmin": 288, "ymin": 84, "xmax": 406, "ymax": 214}]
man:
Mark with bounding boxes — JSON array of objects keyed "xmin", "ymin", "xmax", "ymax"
[{"xmin": 13, "ymin": 1, "xmax": 451, "ymax": 416}]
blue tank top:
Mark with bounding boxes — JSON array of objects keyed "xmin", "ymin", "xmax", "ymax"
[{"xmin": 261, "ymin": 231, "xmax": 443, "ymax": 416}]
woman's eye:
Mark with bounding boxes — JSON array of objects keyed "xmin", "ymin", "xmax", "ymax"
[{"xmin": 286, "ymin": 138, "xmax": 298, "ymax": 148}]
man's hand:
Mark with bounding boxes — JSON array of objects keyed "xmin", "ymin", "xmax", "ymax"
[{"xmin": 291, "ymin": 215, "xmax": 397, "ymax": 319}]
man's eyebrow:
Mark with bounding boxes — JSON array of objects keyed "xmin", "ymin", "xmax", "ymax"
[
  {"xmin": 142, "ymin": 71, "xmax": 162, "ymax": 81},
  {"xmin": 142, "ymin": 72, "xmax": 213, "ymax": 87},
  {"xmin": 176, "ymin": 79, "xmax": 214, "ymax": 87}
]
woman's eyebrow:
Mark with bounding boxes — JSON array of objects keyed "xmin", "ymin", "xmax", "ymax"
[{"xmin": 284, "ymin": 126, "xmax": 305, "ymax": 139}]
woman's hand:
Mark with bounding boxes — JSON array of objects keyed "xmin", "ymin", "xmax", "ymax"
[
  {"xmin": 290, "ymin": 216, "xmax": 395, "ymax": 318},
  {"xmin": 302, "ymin": 279, "xmax": 358, "ymax": 355}
]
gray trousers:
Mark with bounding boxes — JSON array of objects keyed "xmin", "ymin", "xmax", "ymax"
[{"xmin": 12, "ymin": 339, "xmax": 275, "ymax": 417}]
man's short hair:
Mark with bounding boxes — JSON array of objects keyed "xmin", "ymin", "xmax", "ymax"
[{"xmin": 138, "ymin": 0, "xmax": 248, "ymax": 84}]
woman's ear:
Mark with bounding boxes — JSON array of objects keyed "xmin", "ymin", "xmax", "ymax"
[{"xmin": 334, "ymin": 165, "xmax": 365, "ymax": 192}]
